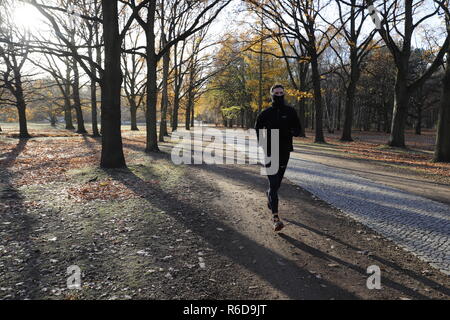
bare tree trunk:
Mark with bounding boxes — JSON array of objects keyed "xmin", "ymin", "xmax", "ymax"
[
  {"xmin": 297, "ymin": 64, "xmax": 307, "ymax": 137},
  {"xmin": 159, "ymin": 40, "xmax": 169, "ymax": 140},
  {"xmin": 100, "ymin": 0, "xmax": 126, "ymax": 168},
  {"xmin": 415, "ymin": 103, "xmax": 422, "ymax": 135},
  {"xmin": 311, "ymin": 53, "xmax": 325, "ymax": 143},
  {"xmin": 340, "ymin": 2, "xmax": 362, "ymax": 142},
  {"xmin": 434, "ymin": 47, "xmax": 450, "ymax": 162},
  {"xmin": 191, "ymin": 101, "xmax": 194, "ymax": 127},
  {"xmin": 50, "ymin": 114, "xmax": 57, "ymax": 127},
  {"xmin": 89, "ymin": 0, "xmax": 100, "ymax": 137},
  {"xmin": 145, "ymin": 55, "xmax": 159, "ymax": 151},
  {"xmin": 88, "ymin": 36, "xmax": 100, "ymax": 136},
  {"xmin": 144, "ymin": 1, "xmax": 159, "ymax": 152},
  {"xmin": 341, "ymin": 76, "xmax": 357, "ymax": 141},
  {"xmin": 17, "ymin": 100, "xmax": 29, "ymax": 138},
  {"xmin": 337, "ymin": 93, "xmax": 341, "ymax": 131},
  {"xmin": 158, "ymin": 0, "xmax": 169, "ymax": 141},
  {"xmin": 130, "ymin": 101, "xmax": 139, "ymax": 130},
  {"xmin": 16, "ymin": 93, "xmax": 29, "ymax": 137},
  {"xmin": 377, "ymin": 104, "xmax": 382, "ymax": 132},
  {"xmin": 64, "ymin": 60, "xmax": 75, "ymax": 130},
  {"xmin": 171, "ymin": 41, "xmax": 184, "ymax": 132},
  {"xmin": 185, "ymin": 57, "xmax": 195, "ymax": 130},
  {"xmin": 383, "ymin": 101, "xmax": 390, "ymax": 133},
  {"xmin": 185, "ymin": 88, "xmax": 193, "ymax": 130},
  {"xmin": 13, "ymin": 70, "xmax": 30, "ymax": 138},
  {"xmin": 172, "ymin": 93, "xmax": 180, "ymax": 131},
  {"xmin": 96, "ymin": 19, "xmax": 103, "ymax": 136},
  {"xmin": 324, "ymin": 97, "xmax": 333, "ymax": 133},
  {"xmin": 389, "ymin": 70, "xmax": 409, "ymax": 147},
  {"xmin": 171, "ymin": 82, "xmax": 181, "ymax": 131},
  {"xmin": 72, "ymin": 59, "xmax": 87, "ymax": 134},
  {"xmin": 90, "ymin": 76, "xmax": 100, "ymax": 136}
]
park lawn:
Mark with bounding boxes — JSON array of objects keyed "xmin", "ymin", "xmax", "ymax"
[
  {"xmin": 2, "ymin": 123, "xmax": 449, "ymax": 184},
  {"xmin": 0, "ymin": 133, "xmax": 259, "ymax": 299},
  {"xmin": 2, "ymin": 122, "xmax": 448, "ymax": 183}
]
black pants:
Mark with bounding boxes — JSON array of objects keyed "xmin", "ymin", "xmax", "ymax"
[{"xmin": 267, "ymin": 150, "xmax": 290, "ymax": 214}]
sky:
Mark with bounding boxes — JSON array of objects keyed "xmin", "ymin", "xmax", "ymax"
[
  {"xmin": 10, "ymin": 0, "xmax": 446, "ymax": 38},
  {"xmin": 5, "ymin": 0, "xmax": 448, "ymax": 81},
  {"xmin": 11, "ymin": 1, "xmax": 47, "ymax": 32}
]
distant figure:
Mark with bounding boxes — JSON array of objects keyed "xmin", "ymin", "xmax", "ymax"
[{"xmin": 255, "ymin": 84, "xmax": 302, "ymax": 231}]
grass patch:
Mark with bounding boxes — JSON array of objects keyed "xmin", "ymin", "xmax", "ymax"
[{"xmin": 66, "ymin": 167, "xmax": 111, "ymax": 183}]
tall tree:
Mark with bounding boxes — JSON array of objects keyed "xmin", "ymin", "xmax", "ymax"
[
  {"xmin": 271, "ymin": 35, "xmax": 310, "ymax": 137},
  {"xmin": 170, "ymin": 38, "xmax": 188, "ymax": 132},
  {"xmin": 29, "ymin": 53, "xmax": 76, "ymax": 130},
  {"xmin": 367, "ymin": 0, "xmax": 449, "ymax": 147},
  {"xmin": 100, "ymin": 0, "xmax": 125, "ymax": 167},
  {"xmin": 125, "ymin": 0, "xmax": 231, "ymax": 152},
  {"xmin": 247, "ymin": 0, "xmax": 342, "ymax": 143},
  {"xmin": 29, "ymin": 0, "xmax": 148, "ymax": 167},
  {"xmin": 122, "ymin": 29, "xmax": 146, "ymax": 131},
  {"xmin": 80, "ymin": 0, "xmax": 101, "ymax": 136},
  {"xmin": 434, "ymin": 0, "xmax": 450, "ymax": 162},
  {"xmin": 333, "ymin": 0, "xmax": 378, "ymax": 141},
  {"xmin": 158, "ymin": 0, "xmax": 170, "ymax": 140},
  {"xmin": 0, "ymin": 0, "xmax": 31, "ymax": 138}
]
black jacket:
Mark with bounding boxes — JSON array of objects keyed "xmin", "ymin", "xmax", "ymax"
[{"xmin": 255, "ymin": 103, "xmax": 301, "ymax": 155}]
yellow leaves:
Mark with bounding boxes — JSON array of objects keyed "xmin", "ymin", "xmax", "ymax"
[
  {"xmin": 298, "ymin": 56, "xmax": 311, "ymax": 63},
  {"xmin": 285, "ymin": 89, "xmax": 313, "ymax": 101},
  {"xmin": 221, "ymin": 105, "xmax": 242, "ymax": 120},
  {"xmin": 193, "ymin": 95, "xmax": 210, "ymax": 117},
  {"xmin": 25, "ymin": 108, "xmax": 35, "ymax": 119},
  {"xmin": 5, "ymin": 113, "xmax": 18, "ymax": 122},
  {"xmin": 262, "ymin": 100, "xmax": 271, "ymax": 109}
]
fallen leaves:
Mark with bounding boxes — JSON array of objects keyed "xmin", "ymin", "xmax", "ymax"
[
  {"xmin": 66, "ymin": 179, "xmax": 138, "ymax": 201},
  {"xmin": 295, "ymin": 129, "xmax": 450, "ymax": 181},
  {"xmin": 0, "ymin": 137, "xmax": 100, "ymax": 187}
]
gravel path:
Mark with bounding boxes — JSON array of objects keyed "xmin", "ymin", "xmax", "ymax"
[{"xmin": 285, "ymin": 154, "xmax": 450, "ymax": 276}]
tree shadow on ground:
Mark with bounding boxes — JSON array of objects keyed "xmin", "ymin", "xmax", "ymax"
[
  {"xmin": 181, "ymin": 160, "xmax": 447, "ymax": 299},
  {"xmin": 283, "ymin": 219, "xmax": 450, "ymax": 297},
  {"xmin": 83, "ymin": 137, "xmax": 447, "ymax": 299},
  {"xmin": 277, "ymin": 233, "xmax": 433, "ymax": 299},
  {"xmin": 103, "ymin": 165, "xmax": 358, "ymax": 299},
  {"xmin": 0, "ymin": 138, "xmax": 41, "ymax": 299}
]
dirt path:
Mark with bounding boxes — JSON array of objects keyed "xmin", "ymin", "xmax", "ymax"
[
  {"xmin": 0, "ymin": 135, "xmax": 449, "ymax": 300},
  {"xmin": 178, "ymin": 160, "xmax": 450, "ymax": 299}
]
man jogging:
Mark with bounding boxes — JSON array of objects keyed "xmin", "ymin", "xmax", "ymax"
[{"xmin": 255, "ymin": 84, "xmax": 302, "ymax": 231}]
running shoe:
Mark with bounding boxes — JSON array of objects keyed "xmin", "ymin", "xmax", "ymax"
[{"xmin": 273, "ymin": 215, "xmax": 284, "ymax": 232}]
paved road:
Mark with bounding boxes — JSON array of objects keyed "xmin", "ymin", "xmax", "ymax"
[
  {"xmin": 285, "ymin": 153, "xmax": 450, "ymax": 276},
  {"xmin": 169, "ymin": 127, "xmax": 450, "ymax": 275}
]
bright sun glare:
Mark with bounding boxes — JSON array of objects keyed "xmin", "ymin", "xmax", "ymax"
[{"xmin": 13, "ymin": 4, "xmax": 45, "ymax": 32}]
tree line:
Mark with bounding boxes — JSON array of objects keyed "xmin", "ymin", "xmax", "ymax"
[
  {"xmin": 203, "ymin": 0, "xmax": 450, "ymax": 162},
  {"xmin": 1, "ymin": 0, "xmax": 449, "ymax": 165},
  {"xmin": 0, "ymin": 0, "xmax": 231, "ymax": 168}
]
